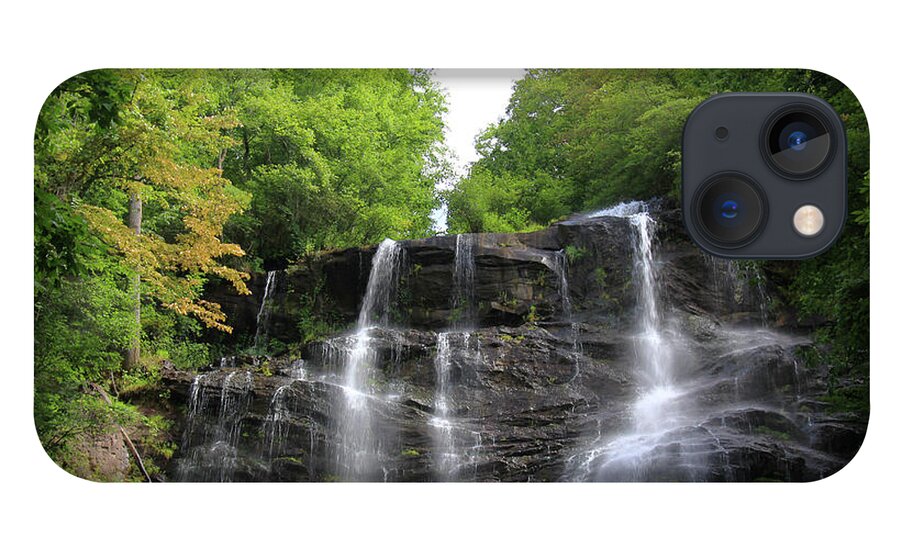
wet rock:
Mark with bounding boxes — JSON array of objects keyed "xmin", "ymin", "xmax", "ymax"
[{"xmin": 169, "ymin": 205, "xmax": 865, "ymax": 482}]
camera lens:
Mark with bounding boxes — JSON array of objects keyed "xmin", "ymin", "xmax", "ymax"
[
  {"xmin": 764, "ymin": 106, "xmax": 833, "ymax": 178},
  {"xmin": 695, "ymin": 173, "xmax": 767, "ymax": 246}
]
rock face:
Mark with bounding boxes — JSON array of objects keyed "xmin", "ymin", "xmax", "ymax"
[
  {"xmin": 205, "ymin": 215, "xmax": 638, "ymax": 346},
  {"xmin": 168, "ymin": 202, "xmax": 866, "ymax": 482}
]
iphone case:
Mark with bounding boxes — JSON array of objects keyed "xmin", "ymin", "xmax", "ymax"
[{"xmin": 34, "ymin": 69, "xmax": 869, "ymax": 481}]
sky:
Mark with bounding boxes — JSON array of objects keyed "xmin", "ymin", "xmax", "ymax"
[{"xmin": 429, "ymin": 69, "xmax": 526, "ymax": 232}]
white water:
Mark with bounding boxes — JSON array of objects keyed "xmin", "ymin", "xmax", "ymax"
[
  {"xmin": 177, "ymin": 369, "xmax": 253, "ymax": 481},
  {"xmin": 568, "ymin": 203, "xmax": 691, "ymax": 480},
  {"xmin": 265, "ymin": 384, "xmax": 293, "ymax": 459},
  {"xmin": 263, "ymin": 360, "xmax": 309, "ymax": 461},
  {"xmin": 561, "ymin": 201, "xmax": 790, "ymax": 481},
  {"xmin": 556, "ymin": 251, "xmax": 582, "ymax": 378},
  {"xmin": 253, "ymin": 270, "xmax": 278, "ymax": 350},
  {"xmin": 586, "ymin": 200, "xmax": 647, "ymax": 219},
  {"xmin": 630, "ymin": 212, "xmax": 673, "ymax": 394},
  {"xmin": 336, "ymin": 238, "xmax": 402, "ymax": 480},
  {"xmin": 429, "ymin": 233, "xmax": 481, "ymax": 479},
  {"xmin": 431, "ymin": 332, "xmax": 457, "ymax": 477},
  {"xmin": 452, "ymin": 234, "xmax": 477, "ymax": 329}
]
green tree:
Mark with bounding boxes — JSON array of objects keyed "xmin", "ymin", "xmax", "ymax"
[
  {"xmin": 220, "ymin": 69, "xmax": 448, "ymax": 263},
  {"xmin": 35, "ymin": 69, "xmax": 252, "ymax": 476}
]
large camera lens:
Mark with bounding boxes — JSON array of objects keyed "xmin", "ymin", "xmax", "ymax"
[
  {"xmin": 695, "ymin": 173, "xmax": 767, "ymax": 246},
  {"xmin": 764, "ymin": 106, "xmax": 834, "ymax": 178}
]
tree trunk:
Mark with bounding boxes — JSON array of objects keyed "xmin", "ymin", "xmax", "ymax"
[{"xmin": 125, "ymin": 192, "xmax": 142, "ymax": 370}]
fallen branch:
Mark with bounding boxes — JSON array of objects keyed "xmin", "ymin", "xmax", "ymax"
[{"xmin": 89, "ymin": 383, "xmax": 153, "ymax": 483}]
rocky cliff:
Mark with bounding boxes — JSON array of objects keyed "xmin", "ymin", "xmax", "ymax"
[{"xmin": 164, "ymin": 202, "xmax": 867, "ymax": 482}]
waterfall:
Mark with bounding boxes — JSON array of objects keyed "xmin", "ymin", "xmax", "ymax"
[
  {"xmin": 265, "ymin": 384, "xmax": 293, "ymax": 459},
  {"xmin": 430, "ymin": 328, "xmax": 483, "ymax": 480},
  {"xmin": 253, "ymin": 270, "xmax": 278, "ymax": 351},
  {"xmin": 753, "ymin": 265, "xmax": 771, "ymax": 327},
  {"xmin": 335, "ymin": 238, "xmax": 402, "ymax": 480},
  {"xmin": 630, "ymin": 213, "xmax": 672, "ymax": 391},
  {"xmin": 452, "ymin": 233, "xmax": 477, "ymax": 329},
  {"xmin": 429, "ymin": 233, "xmax": 480, "ymax": 480},
  {"xmin": 176, "ymin": 370, "xmax": 254, "ymax": 482},
  {"xmin": 585, "ymin": 199, "xmax": 647, "ymax": 219},
  {"xmin": 703, "ymin": 255, "xmax": 771, "ymax": 325},
  {"xmin": 263, "ymin": 360, "xmax": 309, "ymax": 462},
  {"xmin": 567, "ymin": 203, "xmax": 695, "ymax": 481},
  {"xmin": 431, "ymin": 332, "xmax": 457, "ymax": 478},
  {"xmin": 556, "ymin": 251, "xmax": 582, "ymax": 378},
  {"xmin": 168, "ymin": 197, "xmax": 842, "ymax": 482},
  {"xmin": 587, "ymin": 209, "xmax": 689, "ymax": 479}
]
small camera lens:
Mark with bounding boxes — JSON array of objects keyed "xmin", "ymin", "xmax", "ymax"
[
  {"xmin": 764, "ymin": 106, "xmax": 833, "ymax": 178},
  {"xmin": 695, "ymin": 173, "xmax": 767, "ymax": 246}
]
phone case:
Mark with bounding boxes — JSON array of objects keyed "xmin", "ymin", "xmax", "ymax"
[{"xmin": 34, "ymin": 69, "xmax": 869, "ymax": 482}]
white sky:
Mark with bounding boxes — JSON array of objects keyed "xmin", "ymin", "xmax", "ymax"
[{"xmin": 429, "ymin": 69, "xmax": 526, "ymax": 232}]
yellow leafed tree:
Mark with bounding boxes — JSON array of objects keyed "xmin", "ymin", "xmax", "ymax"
[{"xmin": 77, "ymin": 71, "xmax": 251, "ymax": 366}]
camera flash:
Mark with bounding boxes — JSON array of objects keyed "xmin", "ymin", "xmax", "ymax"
[{"xmin": 793, "ymin": 205, "xmax": 825, "ymax": 237}]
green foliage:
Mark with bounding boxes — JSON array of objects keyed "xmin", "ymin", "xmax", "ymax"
[
  {"xmin": 256, "ymin": 360, "xmax": 273, "ymax": 377},
  {"xmin": 524, "ymin": 304, "xmax": 540, "ymax": 324},
  {"xmin": 134, "ymin": 414, "xmax": 177, "ymax": 479},
  {"xmin": 446, "ymin": 69, "xmax": 867, "ymax": 234},
  {"xmin": 443, "ymin": 166, "xmax": 542, "ymax": 234},
  {"xmin": 274, "ymin": 456, "xmax": 305, "ymax": 465},
  {"xmin": 446, "ymin": 70, "xmax": 702, "ymax": 231},
  {"xmin": 788, "ymin": 231, "xmax": 869, "ymax": 373},
  {"xmin": 564, "ymin": 245, "xmax": 587, "ymax": 264},
  {"xmin": 34, "ymin": 250, "xmax": 136, "ymax": 458},
  {"xmin": 852, "ymin": 172, "xmax": 870, "ymax": 234},
  {"xmin": 820, "ymin": 384, "xmax": 870, "ymax": 415},
  {"xmin": 141, "ymin": 303, "xmax": 212, "ymax": 370},
  {"xmin": 221, "ymin": 69, "xmax": 449, "ymax": 261},
  {"xmin": 755, "ymin": 426, "xmax": 793, "ymax": 442},
  {"xmin": 294, "ymin": 288, "xmax": 343, "ymax": 345}
]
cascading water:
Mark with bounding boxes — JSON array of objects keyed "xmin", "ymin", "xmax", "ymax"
[
  {"xmin": 585, "ymin": 199, "xmax": 647, "ymax": 219},
  {"xmin": 704, "ymin": 255, "xmax": 771, "ymax": 326},
  {"xmin": 752, "ymin": 265, "xmax": 771, "ymax": 327},
  {"xmin": 169, "ymin": 198, "xmax": 841, "ymax": 483},
  {"xmin": 568, "ymin": 202, "xmax": 786, "ymax": 481},
  {"xmin": 431, "ymin": 331, "xmax": 456, "ymax": 477},
  {"xmin": 568, "ymin": 203, "xmax": 697, "ymax": 481},
  {"xmin": 263, "ymin": 360, "xmax": 309, "ymax": 460},
  {"xmin": 430, "ymin": 233, "xmax": 479, "ymax": 480},
  {"xmin": 555, "ymin": 251, "xmax": 582, "ymax": 378},
  {"xmin": 334, "ymin": 238, "xmax": 402, "ymax": 480},
  {"xmin": 452, "ymin": 233, "xmax": 477, "ymax": 329},
  {"xmin": 176, "ymin": 370, "xmax": 254, "ymax": 482},
  {"xmin": 253, "ymin": 270, "xmax": 278, "ymax": 351},
  {"xmin": 627, "ymin": 212, "xmax": 681, "ymax": 435}
]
